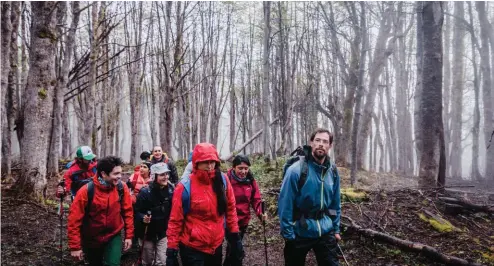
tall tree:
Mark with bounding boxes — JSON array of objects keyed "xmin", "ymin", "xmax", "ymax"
[
  {"xmin": 418, "ymin": 1, "xmax": 446, "ymax": 188},
  {"xmin": 476, "ymin": 1, "xmax": 494, "ymax": 180},
  {"xmin": 2, "ymin": 2, "xmax": 20, "ymax": 179},
  {"xmin": 262, "ymin": 2, "xmax": 271, "ymax": 158},
  {"xmin": 1, "ymin": 2, "xmax": 13, "ymax": 176},
  {"xmin": 350, "ymin": 2, "xmax": 367, "ymax": 186},
  {"xmin": 449, "ymin": 2, "xmax": 465, "ymax": 178},
  {"xmin": 14, "ymin": 1, "xmax": 58, "ymax": 196},
  {"xmin": 467, "ymin": 2, "xmax": 482, "ymax": 180}
]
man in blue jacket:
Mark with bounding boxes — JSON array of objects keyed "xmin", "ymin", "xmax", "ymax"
[{"xmin": 278, "ymin": 128, "xmax": 341, "ymax": 266}]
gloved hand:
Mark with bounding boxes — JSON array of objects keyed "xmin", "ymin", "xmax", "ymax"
[
  {"xmin": 227, "ymin": 232, "xmax": 245, "ymax": 261},
  {"xmin": 165, "ymin": 248, "xmax": 179, "ymax": 266}
]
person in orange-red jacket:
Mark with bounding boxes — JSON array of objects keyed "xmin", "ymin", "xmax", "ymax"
[
  {"xmin": 56, "ymin": 146, "xmax": 97, "ymax": 201},
  {"xmin": 128, "ymin": 161, "xmax": 152, "ymax": 204},
  {"xmin": 165, "ymin": 143, "xmax": 244, "ymax": 266},
  {"xmin": 67, "ymin": 156, "xmax": 134, "ymax": 266}
]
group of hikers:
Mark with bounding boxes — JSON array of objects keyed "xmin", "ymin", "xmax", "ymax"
[{"xmin": 56, "ymin": 127, "xmax": 341, "ymax": 266}]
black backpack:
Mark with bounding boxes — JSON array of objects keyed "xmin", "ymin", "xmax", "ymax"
[{"xmin": 282, "ymin": 145, "xmax": 338, "ymax": 191}]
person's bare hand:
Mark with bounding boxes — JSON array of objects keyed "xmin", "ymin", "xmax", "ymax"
[
  {"xmin": 260, "ymin": 213, "xmax": 268, "ymax": 222},
  {"xmin": 143, "ymin": 214, "xmax": 151, "ymax": 224},
  {"xmin": 124, "ymin": 239, "xmax": 132, "ymax": 251},
  {"xmin": 335, "ymin": 233, "xmax": 341, "ymax": 241},
  {"xmin": 70, "ymin": 250, "xmax": 84, "ymax": 261},
  {"xmin": 56, "ymin": 186, "xmax": 65, "ymax": 197}
]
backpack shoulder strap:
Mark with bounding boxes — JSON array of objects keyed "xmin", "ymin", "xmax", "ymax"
[
  {"xmin": 221, "ymin": 173, "xmax": 227, "ymax": 189},
  {"xmin": 117, "ymin": 180, "xmax": 124, "ymax": 203},
  {"xmin": 297, "ymin": 156, "xmax": 308, "ymax": 191},
  {"xmin": 181, "ymin": 176, "xmax": 191, "ymax": 216},
  {"xmin": 85, "ymin": 182, "xmax": 95, "ymax": 215}
]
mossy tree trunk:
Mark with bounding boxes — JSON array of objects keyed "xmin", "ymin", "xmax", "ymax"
[{"xmin": 14, "ymin": 1, "xmax": 58, "ymax": 197}]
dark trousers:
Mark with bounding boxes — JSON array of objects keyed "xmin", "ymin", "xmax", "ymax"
[
  {"xmin": 283, "ymin": 233, "xmax": 339, "ymax": 266},
  {"xmin": 83, "ymin": 233, "xmax": 122, "ymax": 266},
  {"xmin": 223, "ymin": 226, "xmax": 247, "ymax": 266},
  {"xmin": 179, "ymin": 243, "xmax": 222, "ymax": 266}
]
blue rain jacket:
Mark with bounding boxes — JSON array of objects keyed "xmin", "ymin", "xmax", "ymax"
[{"xmin": 278, "ymin": 158, "xmax": 341, "ymax": 240}]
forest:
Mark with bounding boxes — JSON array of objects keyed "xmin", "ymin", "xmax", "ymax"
[{"xmin": 1, "ymin": 1, "xmax": 494, "ymax": 265}]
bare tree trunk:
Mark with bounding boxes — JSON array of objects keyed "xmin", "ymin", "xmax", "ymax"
[
  {"xmin": 385, "ymin": 65, "xmax": 397, "ymax": 172},
  {"xmin": 262, "ymin": 2, "xmax": 271, "ymax": 158},
  {"xmin": 467, "ymin": 2, "xmax": 483, "ymax": 180},
  {"xmin": 414, "ymin": 2, "xmax": 424, "ymax": 174},
  {"xmin": 418, "ymin": 1, "xmax": 446, "ymax": 188},
  {"xmin": 1, "ymin": 2, "xmax": 12, "ymax": 175},
  {"xmin": 476, "ymin": 1, "xmax": 494, "ymax": 180},
  {"xmin": 14, "ymin": 1, "xmax": 58, "ymax": 197},
  {"xmin": 81, "ymin": 2, "xmax": 100, "ymax": 150},
  {"xmin": 442, "ymin": 3, "xmax": 452, "ymax": 178},
  {"xmin": 449, "ymin": 2, "xmax": 465, "ymax": 179},
  {"xmin": 357, "ymin": 5, "xmax": 394, "ymax": 169},
  {"xmin": 48, "ymin": 1, "xmax": 79, "ymax": 173},
  {"xmin": 350, "ymin": 2, "xmax": 366, "ymax": 186},
  {"xmin": 3, "ymin": 2, "xmax": 20, "ymax": 178}
]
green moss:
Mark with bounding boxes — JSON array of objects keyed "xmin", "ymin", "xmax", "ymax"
[
  {"xmin": 418, "ymin": 212, "xmax": 458, "ymax": 233},
  {"xmin": 38, "ymin": 88, "xmax": 47, "ymax": 99},
  {"xmin": 341, "ymin": 188, "xmax": 368, "ymax": 202},
  {"xmin": 38, "ymin": 29, "xmax": 57, "ymax": 43},
  {"xmin": 481, "ymin": 251, "xmax": 494, "ymax": 264}
]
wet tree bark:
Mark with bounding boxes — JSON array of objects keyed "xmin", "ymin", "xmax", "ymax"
[
  {"xmin": 418, "ymin": 1, "xmax": 446, "ymax": 188},
  {"xmin": 14, "ymin": 1, "xmax": 58, "ymax": 196},
  {"xmin": 449, "ymin": 2, "xmax": 465, "ymax": 179}
]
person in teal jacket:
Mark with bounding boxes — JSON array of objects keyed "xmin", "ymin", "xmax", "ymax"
[{"xmin": 278, "ymin": 128, "xmax": 341, "ymax": 266}]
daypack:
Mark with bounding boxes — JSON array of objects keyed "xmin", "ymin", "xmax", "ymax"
[
  {"xmin": 282, "ymin": 145, "xmax": 338, "ymax": 191},
  {"xmin": 85, "ymin": 180, "xmax": 124, "ymax": 215},
  {"xmin": 70, "ymin": 167, "xmax": 97, "ymax": 195},
  {"xmin": 180, "ymin": 173, "xmax": 227, "ymax": 216}
]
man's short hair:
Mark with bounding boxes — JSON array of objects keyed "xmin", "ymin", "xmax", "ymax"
[
  {"xmin": 97, "ymin": 156, "xmax": 123, "ymax": 176},
  {"xmin": 309, "ymin": 128, "xmax": 333, "ymax": 144}
]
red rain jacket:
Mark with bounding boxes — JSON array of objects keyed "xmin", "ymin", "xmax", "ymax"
[
  {"xmin": 60, "ymin": 160, "xmax": 97, "ymax": 197},
  {"xmin": 67, "ymin": 175, "xmax": 134, "ymax": 250},
  {"xmin": 227, "ymin": 169, "xmax": 263, "ymax": 228},
  {"xmin": 167, "ymin": 143, "xmax": 239, "ymax": 254}
]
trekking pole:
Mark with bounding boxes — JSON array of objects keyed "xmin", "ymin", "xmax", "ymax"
[
  {"xmin": 58, "ymin": 179, "xmax": 65, "ymax": 265},
  {"xmin": 135, "ymin": 211, "xmax": 152, "ymax": 266},
  {"xmin": 337, "ymin": 243, "xmax": 350, "ymax": 266},
  {"xmin": 261, "ymin": 201, "xmax": 268, "ymax": 266}
]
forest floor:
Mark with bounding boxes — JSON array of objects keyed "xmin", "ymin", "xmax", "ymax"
[{"xmin": 1, "ymin": 159, "xmax": 494, "ymax": 266}]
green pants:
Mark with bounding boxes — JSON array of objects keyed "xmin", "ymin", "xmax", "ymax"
[{"xmin": 84, "ymin": 233, "xmax": 122, "ymax": 266}]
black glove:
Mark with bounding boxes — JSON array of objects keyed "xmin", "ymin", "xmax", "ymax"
[
  {"xmin": 165, "ymin": 248, "xmax": 179, "ymax": 266},
  {"xmin": 227, "ymin": 232, "xmax": 245, "ymax": 261}
]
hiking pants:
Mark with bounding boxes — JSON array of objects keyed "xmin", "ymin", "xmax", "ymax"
[
  {"xmin": 283, "ymin": 233, "xmax": 339, "ymax": 266},
  {"xmin": 179, "ymin": 242, "xmax": 222, "ymax": 266},
  {"xmin": 223, "ymin": 226, "xmax": 247, "ymax": 266},
  {"xmin": 84, "ymin": 233, "xmax": 122, "ymax": 266},
  {"xmin": 138, "ymin": 237, "xmax": 167, "ymax": 266}
]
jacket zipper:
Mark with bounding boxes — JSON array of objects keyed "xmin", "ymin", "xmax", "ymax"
[{"xmin": 317, "ymin": 167, "xmax": 325, "ymax": 237}]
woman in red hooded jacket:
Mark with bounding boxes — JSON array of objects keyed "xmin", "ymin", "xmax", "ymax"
[
  {"xmin": 165, "ymin": 143, "xmax": 244, "ymax": 266},
  {"xmin": 223, "ymin": 154, "xmax": 267, "ymax": 266}
]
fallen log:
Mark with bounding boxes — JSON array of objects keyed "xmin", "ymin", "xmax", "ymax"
[
  {"xmin": 438, "ymin": 196, "xmax": 494, "ymax": 214},
  {"xmin": 221, "ymin": 117, "xmax": 279, "ymax": 161},
  {"xmin": 341, "ymin": 215, "xmax": 483, "ymax": 266}
]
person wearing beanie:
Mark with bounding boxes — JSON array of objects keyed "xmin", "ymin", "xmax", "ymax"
[
  {"xmin": 223, "ymin": 154, "xmax": 267, "ymax": 266},
  {"xmin": 166, "ymin": 143, "xmax": 244, "ymax": 266},
  {"xmin": 134, "ymin": 162, "xmax": 174, "ymax": 266}
]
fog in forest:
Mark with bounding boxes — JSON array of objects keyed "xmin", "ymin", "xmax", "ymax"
[{"xmin": 2, "ymin": 1, "xmax": 494, "ymax": 193}]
